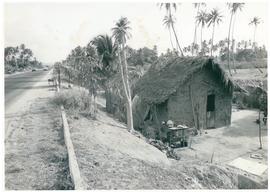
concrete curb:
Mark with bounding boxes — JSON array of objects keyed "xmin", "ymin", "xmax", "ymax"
[
  {"xmin": 57, "ymin": 86, "xmax": 86, "ymax": 190},
  {"xmin": 60, "ymin": 106, "xmax": 85, "ymax": 190}
]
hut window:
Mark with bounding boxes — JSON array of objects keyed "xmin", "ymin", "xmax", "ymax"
[{"xmin": 207, "ymin": 94, "xmax": 215, "ymax": 112}]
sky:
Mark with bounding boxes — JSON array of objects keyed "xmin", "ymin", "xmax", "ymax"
[{"xmin": 4, "ymin": 1, "xmax": 268, "ymax": 64}]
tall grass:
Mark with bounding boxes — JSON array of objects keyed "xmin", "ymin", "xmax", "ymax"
[{"xmin": 51, "ymin": 89, "xmax": 95, "ymax": 117}]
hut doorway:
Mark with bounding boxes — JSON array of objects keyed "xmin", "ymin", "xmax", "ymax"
[{"xmin": 206, "ymin": 94, "xmax": 215, "ymax": 128}]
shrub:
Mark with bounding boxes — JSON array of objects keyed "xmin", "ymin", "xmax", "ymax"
[{"xmin": 51, "ymin": 89, "xmax": 95, "ymax": 117}]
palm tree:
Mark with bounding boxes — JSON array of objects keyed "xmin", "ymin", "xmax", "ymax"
[
  {"xmin": 163, "ymin": 15, "xmax": 175, "ymax": 51},
  {"xmin": 207, "ymin": 8, "xmax": 223, "ymax": 57},
  {"xmin": 91, "ymin": 34, "xmax": 117, "ymax": 74},
  {"xmin": 91, "ymin": 34, "xmax": 118, "ymax": 112},
  {"xmin": 227, "ymin": 3, "xmax": 245, "ymax": 75},
  {"xmin": 112, "ymin": 17, "xmax": 134, "ymax": 132},
  {"xmin": 192, "ymin": 3, "xmax": 206, "ymax": 56},
  {"xmin": 249, "ymin": 17, "xmax": 261, "ymax": 49},
  {"xmin": 249, "ymin": 17, "xmax": 263, "ymax": 73},
  {"xmin": 196, "ymin": 10, "xmax": 208, "ymax": 55},
  {"xmin": 159, "ymin": 3, "xmax": 184, "ymax": 56}
]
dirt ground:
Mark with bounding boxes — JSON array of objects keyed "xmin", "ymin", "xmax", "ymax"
[
  {"xmin": 67, "ymin": 102, "xmax": 240, "ymax": 189},
  {"xmin": 59, "ymin": 83, "xmax": 267, "ymax": 189},
  {"xmin": 5, "ymin": 98, "xmax": 73, "ymax": 190},
  {"xmin": 175, "ymin": 109, "xmax": 268, "ymax": 164}
]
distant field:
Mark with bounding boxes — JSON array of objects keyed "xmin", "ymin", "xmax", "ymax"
[
  {"xmin": 230, "ymin": 68, "xmax": 267, "ymax": 80},
  {"xmin": 219, "ymin": 59, "xmax": 267, "ymax": 70}
]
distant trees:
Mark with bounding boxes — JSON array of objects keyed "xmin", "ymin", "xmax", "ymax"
[
  {"xmin": 159, "ymin": 3, "xmax": 184, "ymax": 56},
  {"xmin": 126, "ymin": 46, "xmax": 158, "ymax": 67},
  {"xmin": 181, "ymin": 38, "xmax": 267, "ymax": 64},
  {"xmin": 4, "ymin": 44, "xmax": 42, "ymax": 73}
]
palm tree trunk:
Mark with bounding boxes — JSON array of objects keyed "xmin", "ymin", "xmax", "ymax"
[
  {"xmin": 192, "ymin": 26, "xmax": 197, "ymax": 56},
  {"xmin": 192, "ymin": 5, "xmax": 200, "ymax": 56},
  {"xmin": 171, "ymin": 23, "xmax": 184, "ymax": 56},
  {"xmin": 200, "ymin": 25, "xmax": 203, "ymax": 54},
  {"xmin": 210, "ymin": 23, "xmax": 215, "ymax": 57},
  {"xmin": 253, "ymin": 25, "xmax": 256, "ymax": 48},
  {"xmin": 227, "ymin": 13, "xmax": 233, "ymax": 75},
  {"xmin": 231, "ymin": 15, "xmax": 237, "ymax": 73},
  {"xmin": 168, "ymin": 28, "xmax": 175, "ymax": 51},
  {"xmin": 117, "ymin": 46, "xmax": 129, "ymax": 101},
  {"xmin": 119, "ymin": 41, "xmax": 134, "ymax": 132}
]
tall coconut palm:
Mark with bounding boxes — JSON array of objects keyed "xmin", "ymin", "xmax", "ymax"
[
  {"xmin": 192, "ymin": 3, "xmax": 206, "ymax": 56},
  {"xmin": 91, "ymin": 34, "xmax": 118, "ymax": 112},
  {"xmin": 196, "ymin": 10, "xmax": 208, "ymax": 55},
  {"xmin": 163, "ymin": 14, "xmax": 175, "ymax": 51},
  {"xmin": 207, "ymin": 8, "xmax": 223, "ymax": 57},
  {"xmin": 227, "ymin": 3, "xmax": 245, "ymax": 75},
  {"xmin": 249, "ymin": 17, "xmax": 263, "ymax": 73},
  {"xmin": 91, "ymin": 34, "xmax": 117, "ymax": 74},
  {"xmin": 159, "ymin": 3, "xmax": 184, "ymax": 56},
  {"xmin": 112, "ymin": 17, "xmax": 134, "ymax": 132},
  {"xmin": 249, "ymin": 17, "xmax": 261, "ymax": 49}
]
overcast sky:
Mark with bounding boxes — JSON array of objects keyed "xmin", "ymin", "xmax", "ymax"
[{"xmin": 4, "ymin": 1, "xmax": 268, "ymax": 63}]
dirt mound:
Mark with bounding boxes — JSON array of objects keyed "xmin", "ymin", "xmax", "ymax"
[
  {"xmin": 70, "ymin": 109, "xmax": 170, "ymax": 166},
  {"xmin": 67, "ymin": 107, "xmax": 241, "ymax": 189}
]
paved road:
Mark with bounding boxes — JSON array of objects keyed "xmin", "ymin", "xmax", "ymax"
[{"xmin": 5, "ymin": 70, "xmax": 49, "ymax": 109}]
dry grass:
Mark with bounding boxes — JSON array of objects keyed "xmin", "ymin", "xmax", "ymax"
[
  {"xmin": 5, "ymin": 98, "xmax": 74, "ymax": 190},
  {"xmin": 51, "ymin": 89, "xmax": 94, "ymax": 117}
]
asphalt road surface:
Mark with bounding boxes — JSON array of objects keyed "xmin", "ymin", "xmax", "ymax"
[{"xmin": 5, "ymin": 70, "xmax": 49, "ymax": 109}]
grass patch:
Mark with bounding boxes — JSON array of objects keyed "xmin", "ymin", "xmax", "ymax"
[{"xmin": 51, "ymin": 89, "xmax": 94, "ymax": 118}]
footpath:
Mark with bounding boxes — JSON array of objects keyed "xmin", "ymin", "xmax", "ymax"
[{"xmin": 5, "ymin": 72, "xmax": 73, "ymax": 190}]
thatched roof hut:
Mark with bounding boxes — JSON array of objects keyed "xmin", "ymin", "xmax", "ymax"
[
  {"xmin": 133, "ymin": 57, "xmax": 234, "ymax": 139},
  {"xmin": 134, "ymin": 57, "xmax": 234, "ymax": 104}
]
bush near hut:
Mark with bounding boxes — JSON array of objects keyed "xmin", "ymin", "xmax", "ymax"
[{"xmin": 232, "ymin": 79, "xmax": 267, "ymax": 109}]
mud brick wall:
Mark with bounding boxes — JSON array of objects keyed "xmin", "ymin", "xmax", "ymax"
[{"xmin": 165, "ymin": 68, "xmax": 232, "ymax": 129}]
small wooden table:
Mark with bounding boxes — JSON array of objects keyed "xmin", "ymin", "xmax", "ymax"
[{"xmin": 168, "ymin": 126, "xmax": 190, "ymax": 148}]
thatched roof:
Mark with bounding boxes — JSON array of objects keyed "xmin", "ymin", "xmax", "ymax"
[
  {"xmin": 134, "ymin": 57, "xmax": 234, "ymax": 104},
  {"xmin": 233, "ymin": 78, "xmax": 267, "ymax": 94}
]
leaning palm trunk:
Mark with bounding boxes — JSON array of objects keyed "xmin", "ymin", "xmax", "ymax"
[
  {"xmin": 201, "ymin": 26, "xmax": 204, "ymax": 55},
  {"xmin": 227, "ymin": 13, "xmax": 233, "ymax": 76},
  {"xmin": 168, "ymin": 28, "xmax": 175, "ymax": 51},
  {"xmin": 192, "ymin": 26, "xmax": 197, "ymax": 56},
  {"xmin": 171, "ymin": 23, "xmax": 184, "ymax": 56},
  {"xmin": 231, "ymin": 16, "xmax": 237, "ymax": 73},
  {"xmin": 210, "ymin": 23, "xmax": 215, "ymax": 57}
]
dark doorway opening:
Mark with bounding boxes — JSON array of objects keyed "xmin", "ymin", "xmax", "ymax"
[
  {"xmin": 206, "ymin": 94, "xmax": 215, "ymax": 128},
  {"xmin": 207, "ymin": 94, "xmax": 215, "ymax": 112}
]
